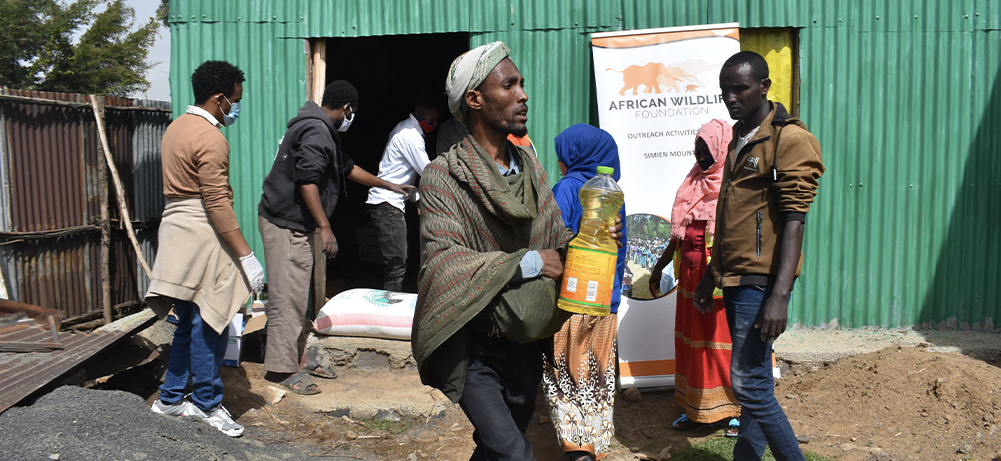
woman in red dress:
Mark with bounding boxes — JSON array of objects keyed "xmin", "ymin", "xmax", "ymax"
[{"xmin": 650, "ymin": 119, "xmax": 740, "ymax": 436}]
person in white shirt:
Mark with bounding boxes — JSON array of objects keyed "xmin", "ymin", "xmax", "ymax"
[{"xmin": 365, "ymin": 90, "xmax": 444, "ymax": 292}]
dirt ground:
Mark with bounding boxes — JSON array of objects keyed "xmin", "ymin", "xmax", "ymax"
[
  {"xmin": 101, "ymin": 338, "xmax": 1001, "ymax": 461},
  {"xmin": 780, "ymin": 346, "xmax": 1001, "ymax": 461}
]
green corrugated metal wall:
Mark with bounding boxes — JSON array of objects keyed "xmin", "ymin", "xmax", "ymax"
[{"xmin": 169, "ymin": 0, "xmax": 1001, "ymax": 329}]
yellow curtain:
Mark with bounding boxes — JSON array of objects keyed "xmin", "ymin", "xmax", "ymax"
[{"xmin": 740, "ymin": 28, "xmax": 795, "ymax": 112}]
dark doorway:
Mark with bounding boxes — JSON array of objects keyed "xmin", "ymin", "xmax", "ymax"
[{"xmin": 323, "ymin": 33, "xmax": 469, "ymax": 294}]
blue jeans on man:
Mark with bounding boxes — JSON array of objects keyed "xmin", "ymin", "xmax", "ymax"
[
  {"xmin": 724, "ymin": 285, "xmax": 805, "ymax": 461},
  {"xmin": 158, "ymin": 299, "xmax": 230, "ymax": 411}
]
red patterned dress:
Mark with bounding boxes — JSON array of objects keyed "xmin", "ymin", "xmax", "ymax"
[{"xmin": 674, "ymin": 220, "xmax": 740, "ymax": 423}]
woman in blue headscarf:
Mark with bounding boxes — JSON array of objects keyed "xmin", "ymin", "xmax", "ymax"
[{"xmin": 542, "ymin": 124, "xmax": 627, "ymax": 461}]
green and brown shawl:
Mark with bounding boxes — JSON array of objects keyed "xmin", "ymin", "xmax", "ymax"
[{"xmin": 414, "ymin": 134, "xmax": 573, "ymax": 401}]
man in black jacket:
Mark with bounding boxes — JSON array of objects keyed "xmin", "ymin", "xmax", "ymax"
[{"xmin": 258, "ymin": 81, "xmax": 410, "ymax": 394}]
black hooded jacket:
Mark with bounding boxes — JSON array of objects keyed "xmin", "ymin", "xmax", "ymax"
[{"xmin": 259, "ymin": 101, "xmax": 354, "ymax": 232}]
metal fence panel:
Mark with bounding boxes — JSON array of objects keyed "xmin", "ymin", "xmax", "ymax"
[{"xmin": 0, "ymin": 91, "xmax": 170, "ymax": 318}]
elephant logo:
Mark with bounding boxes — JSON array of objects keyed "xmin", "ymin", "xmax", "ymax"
[
  {"xmin": 606, "ymin": 62, "xmax": 682, "ymax": 95},
  {"xmin": 608, "ymin": 60, "xmax": 716, "ymax": 95}
]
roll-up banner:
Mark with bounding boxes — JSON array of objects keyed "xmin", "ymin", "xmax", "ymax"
[{"xmin": 591, "ymin": 24, "xmax": 740, "ymax": 389}]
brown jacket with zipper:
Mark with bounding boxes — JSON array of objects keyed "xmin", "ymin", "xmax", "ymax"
[{"xmin": 710, "ymin": 102, "xmax": 825, "ymax": 288}]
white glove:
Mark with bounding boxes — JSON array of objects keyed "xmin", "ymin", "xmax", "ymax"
[{"xmin": 239, "ymin": 252, "xmax": 265, "ymax": 293}]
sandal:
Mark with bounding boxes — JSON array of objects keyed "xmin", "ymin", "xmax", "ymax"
[
  {"xmin": 724, "ymin": 418, "xmax": 740, "ymax": 438},
  {"xmin": 303, "ymin": 357, "xmax": 337, "ymax": 379},
  {"xmin": 672, "ymin": 413, "xmax": 701, "ymax": 431},
  {"xmin": 277, "ymin": 371, "xmax": 321, "ymax": 395}
]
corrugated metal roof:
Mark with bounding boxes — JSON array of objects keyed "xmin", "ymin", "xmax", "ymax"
[
  {"xmin": 169, "ymin": 0, "xmax": 628, "ymax": 36},
  {"xmin": 852, "ymin": 0, "xmax": 975, "ymax": 32},
  {"xmin": 170, "ymin": 0, "xmax": 509, "ymax": 36},
  {"xmin": 516, "ymin": 0, "xmax": 620, "ymax": 30}
]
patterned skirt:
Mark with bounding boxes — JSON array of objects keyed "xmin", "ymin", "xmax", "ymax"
[{"xmin": 542, "ymin": 313, "xmax": 618, "ymax": 460}]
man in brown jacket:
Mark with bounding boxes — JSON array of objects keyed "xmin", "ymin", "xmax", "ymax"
[{"xmin": 694, "ymin": 51, "xmax": 824, "ymax": 461}]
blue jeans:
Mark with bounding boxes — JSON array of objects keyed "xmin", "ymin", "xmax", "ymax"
[
  {"xmin": 724, "ymin": 286, "xmax": 804, "ymax": 461},
  {"xmin": 158, "ymin": 299, "xmax": 230, "ymax": 412}
]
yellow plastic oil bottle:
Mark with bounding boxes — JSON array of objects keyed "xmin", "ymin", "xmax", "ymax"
[{"xmin": 558, "ymin": 166, "xmax": 624, "ymax": 316}]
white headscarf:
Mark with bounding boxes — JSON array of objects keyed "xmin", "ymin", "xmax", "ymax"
[{"xmin": 445, "ymin": 42, "xmax": 511, "ymax": 123}]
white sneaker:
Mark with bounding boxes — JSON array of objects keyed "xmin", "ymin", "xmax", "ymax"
[
  {"xmin": 190, "ymin": 404, "xmax": 244, "ymax": 437},
  {"xmin": 151, "ymin": 398, "xmax": 192, "ymax": 417}
]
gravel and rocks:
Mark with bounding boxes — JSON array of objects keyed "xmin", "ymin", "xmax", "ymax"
[{"xmin": 0, "ymin": 385, "xmax": 307, "ymax": 461}]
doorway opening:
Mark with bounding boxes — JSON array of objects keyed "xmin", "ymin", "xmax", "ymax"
[{"xmin": 320, "ymin": 33, "xmax": 470, "ymax": 294}]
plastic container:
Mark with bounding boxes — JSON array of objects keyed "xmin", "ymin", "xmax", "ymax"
[{"xmin": 558, "ymin": 166, "xmax": 624, "ymax": 316}]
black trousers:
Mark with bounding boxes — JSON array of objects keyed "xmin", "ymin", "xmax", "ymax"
[
  {"xmin": 459, "ymin": 331, "xmax": 543, "ymax": 461},
  {"xmin": 369, "ymin": 203, "xmax": 407, "ymax": 292}
]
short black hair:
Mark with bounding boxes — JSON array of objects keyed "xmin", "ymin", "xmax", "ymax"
[
  {"xmin": 414, "ymin": 88, "xmax": 446, "ymax": 114},
  {"xmin": 191, "ymin": 61, "xmax": 245, "ymax": 104},
  {"xmin": 321, "ymin": 81, "xmax": 359, "ymax": 109},
  {"xmin": 722, "ymin": 51, "xmax": 769, "ymax": 81}
]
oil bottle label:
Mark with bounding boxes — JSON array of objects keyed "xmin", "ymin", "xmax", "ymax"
[{"xmin": 558, "ymin": 244, "xmax": 617, "ymax": 316}]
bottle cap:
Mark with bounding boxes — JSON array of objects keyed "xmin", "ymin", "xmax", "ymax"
[{"xmin": 596, "ymin": 166, "xmax": 614, "ymax": 175}]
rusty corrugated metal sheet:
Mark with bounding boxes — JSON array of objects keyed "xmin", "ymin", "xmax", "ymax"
[
  {"xmin": 0, "ymin": 91, "xmax": 170, "ymax": 317},
  {"xmin": 132, "ymin": 99, "xmax": 170, "ymax": 222},
  {"xmin": 2, "ymin": 90, "xmax": 90, "ymax": 232},
  {"xmin": 0, "ymin": 319, "xmax": 125, "ymax": 414},
  {"xmin": 106, "ymin": 110, "xmax": 134, "ymax": 221},
  {"xmin": 0, "ymin": 90, "xmax": 97, "ymax": 316},
  {"xmin": 0, "ymin": 102, "xmax": 11, "ymax": 233},
  {"xmin": 3, "ymin": 235, "xmax": 97, "ymax": 317},
  {"xmin": 131, "ymin": 99, "xmax": 170, "ymax": 297}
]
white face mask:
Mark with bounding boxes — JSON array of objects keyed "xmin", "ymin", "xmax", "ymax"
[{"xmin": 337, "ymin": 112, "xmax": 354, "ymax": 132}]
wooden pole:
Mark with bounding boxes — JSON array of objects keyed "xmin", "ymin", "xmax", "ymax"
[
  {"xmin": 311, "ymin": 39, "xmax": 326, "ymax": 104},
  {"xmin": 309, "ymin": 39, "xmax": 328, "ymax": 318},
  {"xmin": 90, "ymin": 96, "xmax": 153, "ymax": 279},
  {"xmin": 96, "ymin": 96, "xmax": 112, "ymax": 325}
]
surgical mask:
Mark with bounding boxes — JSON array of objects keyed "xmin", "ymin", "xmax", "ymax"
[
  {"xmin": 337, "ymin": 113, "xmax": 354, "ymax": 132},
  {"xmin": 417, "ymin": 111, "xmax": 437, "ymax": 133},
  {"xmin": 222, "ymin": 96, "xmax": 240, "ymax": 127}
]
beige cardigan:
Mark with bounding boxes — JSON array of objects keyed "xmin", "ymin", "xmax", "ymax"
[{"xmin": 145, "ymin": 198, "xmax": 251, "ymax": 334}]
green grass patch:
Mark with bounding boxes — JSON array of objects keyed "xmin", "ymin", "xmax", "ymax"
[
  {"xmin": 365, "ymin": 418, "xmax": 411, "ymax": 435},
  {"xmin": 668, "ymin": 434, "xmax": 833, "ymax": 461}
]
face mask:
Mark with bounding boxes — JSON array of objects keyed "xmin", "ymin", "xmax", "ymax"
[
  {"xmin": 417, "ymin": 111, "xmax": 437, "ymax": 133},
  {"xmin": 222, "ymin": 96, "xmax": 240, "ymax": 127},
  {"xmin": 337, "ymin": 113, "xmax": 354, "ymax": 132}
]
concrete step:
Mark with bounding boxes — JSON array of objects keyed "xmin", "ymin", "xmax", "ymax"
[{"xmin": 299, "ymin": 334, "xmax": 451, "ymax": 421}]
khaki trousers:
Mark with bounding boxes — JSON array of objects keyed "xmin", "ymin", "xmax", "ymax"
[{"xmin": 259, "ymin": 215, "xmax": 314, "ymax": 373}]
